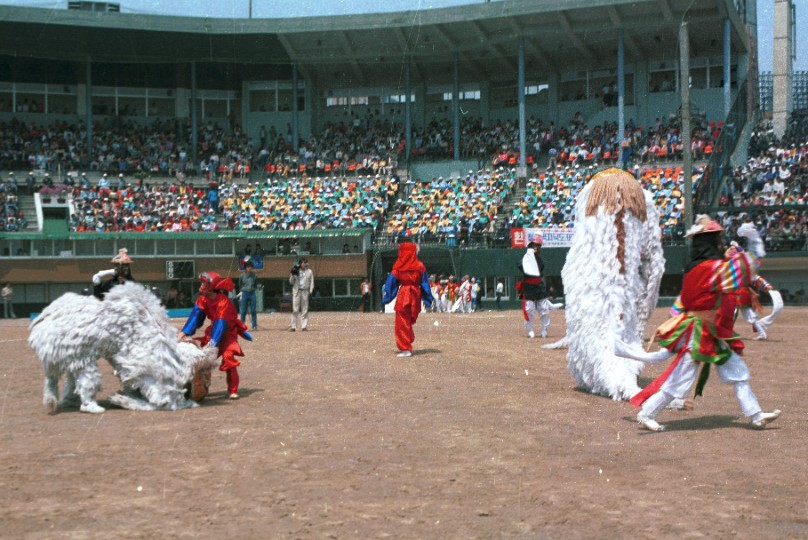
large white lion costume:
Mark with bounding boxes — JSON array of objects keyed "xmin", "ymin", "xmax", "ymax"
[
  {"xmin": 29, "ymin": 281, "xmax": 218, "ymax": 413},
  {"xmin": 562, "ymin": 168, "xmax": 666, "ymax": 400}
]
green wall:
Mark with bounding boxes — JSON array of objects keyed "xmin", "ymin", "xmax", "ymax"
[{"xmin": 454, "ymin": 246, "xmax": 689, "ymax": 281}]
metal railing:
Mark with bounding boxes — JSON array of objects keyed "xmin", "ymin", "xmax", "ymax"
[{"xmin": 695, "ymin": 77, "xmax": 749, "ymax": 209}]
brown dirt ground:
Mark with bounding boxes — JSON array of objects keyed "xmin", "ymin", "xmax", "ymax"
[{"xmin": 1, "ymin": 306, "xmax": 807, "ymax": 539}]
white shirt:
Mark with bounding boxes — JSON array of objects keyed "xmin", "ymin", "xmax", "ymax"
[
  {"xmin": 290, "ymin": 268, "xmax": 314, "ymax": 293},
  {"xmin": 521, "ymin": 248, "xmax": 540, "ymax": 277}
]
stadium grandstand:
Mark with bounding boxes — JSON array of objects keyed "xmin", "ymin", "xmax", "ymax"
[{"xmin": 0, "ymin": 0, "xmax": 806, "ymax": 316}]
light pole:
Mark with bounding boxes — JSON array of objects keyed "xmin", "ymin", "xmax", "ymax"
[{"xmin": 679, "ymin": 21, "xmax": 693, "ymax": 238}]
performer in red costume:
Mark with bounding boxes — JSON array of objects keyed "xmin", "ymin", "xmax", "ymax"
[
  {"xmin": 382, "ymin": 242, "xmax": 433, "ymax": 357},
  {"xmin": 178, "ymin": 271, "xmax": 252, "ymax": 400},
  {"xmin": 615, "ymin": 215, "xmax": 780, "ymax": 431}
]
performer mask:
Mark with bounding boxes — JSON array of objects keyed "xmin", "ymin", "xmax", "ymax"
[{"xmin": 199, "ymin": 272, "xmax": 233, "ymax": 296}]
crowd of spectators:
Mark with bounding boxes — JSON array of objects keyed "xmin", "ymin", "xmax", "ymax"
[
  {"xmin": 255, "ymin": 119, "xmax": 401, "ymax": 181},
  {"xmin": 219, "ymin": 174, "xmax": 398, "ymax": 231},
  {"xmin": 0, "ymin": 117, "xmax": 252, "ymax": 179},
  {"xmin": 507, "ymin": 168, "xmax": 584, "ymax": 229},
  {"xmin": 506, "ymin": 163, "xmax": 701, "ymax": 244},
  {"xmin": 0, "ymin": 172, "xmax": 27, "ymax": 232},
  {"xmin": 384, "ymin": 168, "xmax": 517, "ymax": 244},
  {"xmin": 728, "ymin": 123, "xmax": 808, "ymax": 207},
  {"xmin": 3, "ymin": 109, "xmax": 805, "ymax": 254},
  {"xmin": 68, "ymin": 175, "xmax": 220, "ymax": 232},
  {"xmin": 541, "ymin": 115, "xmax": 716, "ymax": 171},
  {"xmin": 715, "ymin": 116, "xmax": 808, "ymax": 251},
  {"xmin": 2, "ymin": 110, "xmax": 719, "ymax": 186}
]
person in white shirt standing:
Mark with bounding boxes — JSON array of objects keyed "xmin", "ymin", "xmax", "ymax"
[
  {"xmin": 2, "ymin": 282, "xmax": 16, "ymax": 319},
  {"xmin": 289, "ymin": 258, "xmax": 314, "ymax": 331}
]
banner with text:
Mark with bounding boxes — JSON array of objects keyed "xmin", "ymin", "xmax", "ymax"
[{"xmin": 510, "ymin": 227, "xmax": 574, "ymax": 248}]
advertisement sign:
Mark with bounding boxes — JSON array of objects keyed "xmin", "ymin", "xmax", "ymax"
[{"xmin": 510, "ymin": 227, "xmax": 574, "ymax": 248}]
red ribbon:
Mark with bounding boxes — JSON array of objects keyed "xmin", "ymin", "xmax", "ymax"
[{"xmin": 629, "ymin": 348, "xmax": 687, "ymax": 408}]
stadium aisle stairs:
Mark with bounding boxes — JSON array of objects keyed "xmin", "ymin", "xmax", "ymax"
[
  {"xmin": 492, "ymin": 178, "xmax": 529, "ymax": 232},
  {"xmin": 18, "ymin": 193, "xmax": 39, "ymax": 230}
]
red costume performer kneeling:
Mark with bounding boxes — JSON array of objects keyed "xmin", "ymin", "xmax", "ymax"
[
  {"xmin": 178, "ymin": 272, "xmax": 252, "ymax": 400},
  {"xmin": 382, "ymin": 242, "xmax": 433, "ymax": 357}
]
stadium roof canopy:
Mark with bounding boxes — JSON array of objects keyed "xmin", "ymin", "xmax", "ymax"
[{"xmin": 0, "ymin": 0, "xmax": 750, "ymax": 87}]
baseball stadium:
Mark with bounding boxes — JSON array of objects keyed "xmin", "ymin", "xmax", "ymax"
[{"xmin": 1, "ymin": 0, "xmax": 807, "ymax": 538}]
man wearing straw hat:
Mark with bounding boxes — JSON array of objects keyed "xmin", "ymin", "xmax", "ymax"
[{"xmin": 92, "ymin": 248, "xmax": 136, "ymax": 300}]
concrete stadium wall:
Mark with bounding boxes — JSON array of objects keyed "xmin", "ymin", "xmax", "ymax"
[
  {"xmin": 6, "ymin": 246, "xmax": 807, "ymax": 317},
  {"xmin": 409, "ymin": 160, "xmax": 481, "ymax": 181}
]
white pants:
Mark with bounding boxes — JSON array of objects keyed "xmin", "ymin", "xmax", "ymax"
[
  {"xmin": 440, "ymin": 294, "xmax": 450, "ymax": 313},
  {"xmin": 430, "ymin": 292, "xmax": 440, "ymax": 312},
  {"xmin": 640, "ymin": 350, "xmax": 762, "ymax": 420},
  {"xmin": 291, "ymin": 290, "xmax": 310, "ymax": 329},
  {"xmin": 524, "ymin": 299, "xmax": 554, "ymax": 334}
]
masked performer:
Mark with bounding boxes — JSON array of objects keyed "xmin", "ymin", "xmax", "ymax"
[
  {"xmin": 382, "ymin": 242, "xmax": 433, "ymax": 357},
  {"xmin": 618, "ymin": 215, "xmax": 780, "ymax": 431},
  {"xmin": 178, "ymin": 272, "xmax": 252, "ymax": 400},
  {"xmin": 92, "ymin": 248, "xmax": 135, "ymax": 299}
]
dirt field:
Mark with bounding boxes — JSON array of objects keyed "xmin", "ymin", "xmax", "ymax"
[{"xmin": 1, "ymin": 306, "xmax": 806, "ymax": 539}]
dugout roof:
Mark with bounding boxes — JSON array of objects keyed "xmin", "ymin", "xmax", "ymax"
[{"xmin": 0, "ymin": 0, "xmax": 750, "ymax": 87}]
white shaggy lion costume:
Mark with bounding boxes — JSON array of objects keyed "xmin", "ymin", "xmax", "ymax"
[
  {"xmin": 562, "ymin": 168, "xmax": 666, "ymax": 400},
  {"xmin": 29, "ymin": 281, "xmax": 218, "ymax": 413}
]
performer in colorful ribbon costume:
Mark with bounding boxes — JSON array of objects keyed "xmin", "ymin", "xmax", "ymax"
[
  {"xmin": 615, "ymin": 215, "xmax": 780, "ymax": 431},
  {"xmin": 178, "ymin": 271, "xmax": 252, "ymax": 400},
  {"xmin": 669, "ymin": 221, "xmax": 783, "ymax": 341},
  {"xmin": 382, "ymin": 242, "xmax": 433, "ymax": 357}
]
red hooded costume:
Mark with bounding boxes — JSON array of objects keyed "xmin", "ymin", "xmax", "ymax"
[{"xmin": 383, "ymin": 242, "xmax": 433, "ymax": 353}]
